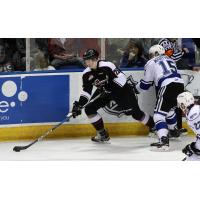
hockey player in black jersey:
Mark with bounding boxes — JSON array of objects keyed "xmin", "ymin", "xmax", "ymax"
[{"xmin": 72, "ymin": 49, "xmax": 154, "ymax": 143}]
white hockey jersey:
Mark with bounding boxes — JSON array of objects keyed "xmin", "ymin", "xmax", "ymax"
[
  {"xmin": 186, "ymin": 104, "xmax": 200, "ymax": 150},
  {"xmin": 137, "ymin": 55, "xmax": 184, "ymax": 92}
]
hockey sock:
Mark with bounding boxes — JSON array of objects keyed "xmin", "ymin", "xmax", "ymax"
[
  {"xmin": 88, "ymin": 113, "xmax": 105, "ymax": 131},
  {"xmin": 166, "ymin": 110, "xmax": 177, "ymax": 130},
  {"xmin": 145, "ymin": 116, "xmax": 155, "ymax": 129},
  {"xmin": 139, "ymin": 113, "xmax": 155, "ymax": 129},
  {"xmin": 175, "ymin": 107, "xmax": 182, "ymax": 129},
  {"xmin": 154, "ymin": 113, "xmax": 168, "ymax": 138}
]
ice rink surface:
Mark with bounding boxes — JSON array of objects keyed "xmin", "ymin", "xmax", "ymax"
[{"xmin": 0, "ymin": 135, "xmax": 194, "ymax": 161}]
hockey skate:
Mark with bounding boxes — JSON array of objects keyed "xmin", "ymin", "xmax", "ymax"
[
  {"xmin": 178, "ymin": 128, "xmax": 188, "ymax": 136},
  {"xmin": 168, "ymin": 128, "xmax": 181, "ymax": 138},
  {"xmin": 169, "ymin": 127, "xmax": 187, "ymax": 138},
  {"xmin": 91, "ymin": 129, "xmax": 110, "ymax": 143},
  {"xmin": 150, "ymin": 136, "xmax": 169, "ymax": 151}
]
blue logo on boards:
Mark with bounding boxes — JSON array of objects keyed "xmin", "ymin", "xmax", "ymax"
[{"xmin": 0, "ymin": 74, "xmax": 70, "ymax": 124}]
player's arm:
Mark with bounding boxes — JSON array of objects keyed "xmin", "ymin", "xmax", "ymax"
[
  {"xmin": 112, "ymin": 68, "xmax": 127, "ymax": 89},
  {"xmin": 182, "ymin": 118, "xmax": 200, "ymax": 157},
  {"xmin": 79, "ymin": 83, "xmax": 93, "ymax": 107},
  {"xmin": 136, "ymin": 62, "xmax": 154, "ymax": 92},
  {"xmin": 106, "ymin": 62, "xmax": 127, "ymax": 90},
  {"xmin": 72, "ymin": 75, "xmax": 93, "ymax": 118},
  {"xmin": 189, "ymin": 120, "xmax": 200, "ymax": 149}
]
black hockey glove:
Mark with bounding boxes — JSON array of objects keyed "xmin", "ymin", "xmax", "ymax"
[
  {"xmin": 182, "ymin": 142, "xmax": 200, "ymax": 157},
  {"xmin": 72, "ymin": 101, "xmax": 82, "ymax": 118},
  {"xmin": 93, "ymin": 75, "xmax": 109, "ymax": 90}
]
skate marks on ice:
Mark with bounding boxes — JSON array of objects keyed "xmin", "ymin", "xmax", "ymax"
[{"xmin": 0, "ymin": 136, "xmax": 194, "ymax": 161}]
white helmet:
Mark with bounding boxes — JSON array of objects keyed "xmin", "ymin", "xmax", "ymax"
[
  {"xmin": 177, "ymin": 92, "xmax": 195, "ymax": 111},
  {"xmin": 149, "ymin": 44, "xmax": 165, "ymax": 58}
]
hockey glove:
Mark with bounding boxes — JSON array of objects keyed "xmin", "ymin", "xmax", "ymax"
[
  {"xmin": 72, "ymin": 101, "xmax": 82, "ymax": 118},
  {"xmin": 182, "ymin": 142, "xmax": 200, "ymax": 157}
]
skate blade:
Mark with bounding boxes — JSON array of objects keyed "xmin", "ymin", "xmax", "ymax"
[
  {"xmin": 91, "ymin": 140, "xmax": 111, "ymax": 144},
  {"xmin": 169, "ymin": 136, "xmax": 181, "ymax": 141},
  {"xmin": 92, "ymin": 141, "xmax": 111, "ymax": 144},
  {"xmin": 181, "ymin": 132, "xmax": 188, "ymax": 136},
  {"xmin": 150, "ymin": 146, "xmax": 170, "ymax": 152},
  {"xmin": 182, "ymin": 157, "xmax": 187, "ymax": 161}
]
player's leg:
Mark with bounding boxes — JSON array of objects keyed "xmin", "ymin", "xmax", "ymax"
[
  {"xmin": 114, "ymin": 84, "xmax": 155, "ymax": 130},
  {"xmin": 84, "ymin": 90, "xmax": 111, "ymax": 142},
  {"xmin": 151, "ymin": 112, "xmax": 169, "ymax": 150},
  {"xmin": 175, "ymin": 107, "xmax": 188, "ymax": 135},
  {"xmin": 151, "ymin": 83, "xmax": 184, "ymax": 150},
  {"xmin": 151, "ymin": 86, "xmax": 169, "ymax": 150},
  {"xmin": 131, "ymin": 105, "xmax": 155, "ymax": 129},
  {"xmin": 166, "ymin": 109, "xmax": 181, "ymax": 138},
  {"xmin": 169, "ymin": 83, "xmax": 186, "ymax": 136},
  {"xmin": 175, "ymin": 107, "xmax": 182, "ymax": 129}
]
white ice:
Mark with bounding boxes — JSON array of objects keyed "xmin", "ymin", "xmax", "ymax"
[{"xmin": 0, "ymin": 135, "xmax": 194, "ymax": 161}]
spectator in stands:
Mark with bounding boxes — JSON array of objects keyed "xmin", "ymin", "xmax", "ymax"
[
  {"xmin": 192, "ymin": 38, "xmax": 200, "ymax": 68},
  {"xmin": 0, "ymin": 44, "xmax": 14, "ymax": 72},
  {"xmin": 48, "ymin": 38, "xmax": 84, "ymax": 70},
  {"xmin": 31, "ymin": 38, "xmax": 50, "ymax": 70},
  {"xmin": 192, "ymin": 38, "xmax": 200, "ymax": 49},
  {"xmin": 12, "ymin": 39, "xmax": 26, "ymax": 71},
  {"xmin": 159, "ymin": 38, "xmax": 190, "ymax": 70},
  {"xmin": 106, "ymin": 38, "xmax": 129, "ymax": 66},
  {"xmin": 0, "ymin": 38, "xmax": 26, "ymax": 71},
  {"xmin": 119, "ymin": 39, "xmax": 147, "ymax": 68},
  {"xmin": 139, "ymin": 38, "xmax": 160, "ymax": 60},
  {"xmin": 78, "ymin": 38, "xmax": 101, "ymax": 57}
]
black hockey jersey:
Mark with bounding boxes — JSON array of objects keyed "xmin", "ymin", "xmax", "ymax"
[{"xmin": 79, "ymin": 60, "xmax": 127, "ymax": 107}]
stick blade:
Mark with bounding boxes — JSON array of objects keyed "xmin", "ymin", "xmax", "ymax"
[
  {"xmin": 182, "ymin": 157, "xmax": 187, "ymax": 161},
  {"xmin": 13, "ymin": 145, "xmax": 28, "ymax": 152}
]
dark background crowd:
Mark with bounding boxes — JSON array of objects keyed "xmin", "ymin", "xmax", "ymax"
[{"xmin": 0, "ymin": 38, "xmax": 200, "ymax": 72}]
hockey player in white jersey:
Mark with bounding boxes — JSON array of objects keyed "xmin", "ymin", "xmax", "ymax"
[
  {"xmin": 136, "ymin": 45, "xmax": 184, "ymax": 150},
  {"xmin": 159, "ymin": 38, "xmax": 188, "ymax": 136},
  {"xmin": 177, "ymin": 92, "xmax": 200, "ymax": 161}
]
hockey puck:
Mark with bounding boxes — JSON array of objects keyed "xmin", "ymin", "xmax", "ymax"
[{"xmin": 13, "ymin": 146, "xmax": 21, "ymax": 152}]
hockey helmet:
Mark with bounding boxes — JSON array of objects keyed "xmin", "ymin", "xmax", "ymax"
[
  {"xmin": 149, "ymin": 44, "xmax": 165, "ymax": 58},
  {"xmin": 177, "ymin": 92, "xmax": 195, "ymax": 111},
  {"xmin": 83, "ymin": 49, "xmax": 99, "ymax": 60}
]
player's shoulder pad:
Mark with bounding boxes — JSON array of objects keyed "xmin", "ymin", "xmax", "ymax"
[
  {"xmin": 82, "ymin": 67, "xmax": 91, "ymax": 75},
  {"xmin": 187, "ymin": 105, "xmax": 200, "ymax": 121},
  {"xmin": 98, "ymin": 60, "xmax": 116, "ymax": 70}
]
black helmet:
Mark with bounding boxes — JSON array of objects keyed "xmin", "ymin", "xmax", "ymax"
[{"xmin": 83, "ymin": 49, "xmax": 99, "ymax": 60}]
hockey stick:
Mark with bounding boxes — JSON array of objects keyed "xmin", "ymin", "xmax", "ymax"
[
  {"xmin": 13, "ymin": 93, "xmax": 102, "ymax": 152},
  {"xmin": 182, "ymin": 157, "xmax": 187, "ymax": 161},
  {"xmin": 13, "ymin": 113, "xmax": 73, "ymax": 152}
]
